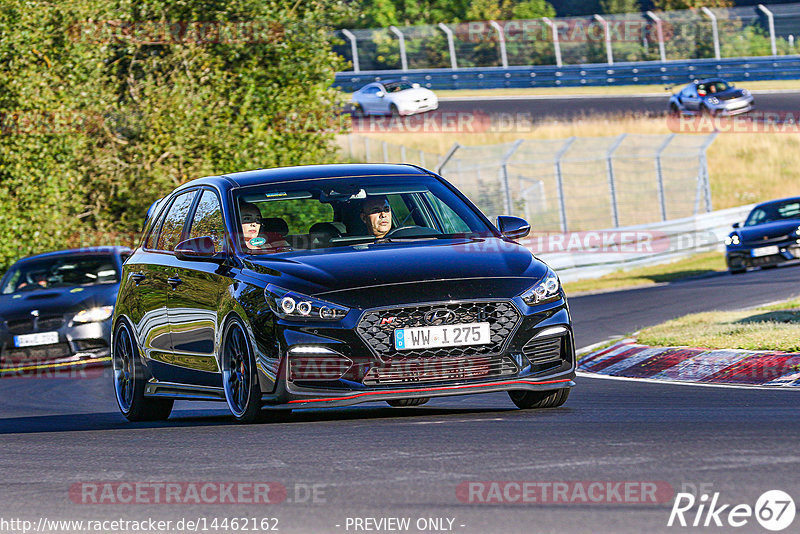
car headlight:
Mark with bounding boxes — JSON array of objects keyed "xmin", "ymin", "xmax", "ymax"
[
  {"xmin": 265, "ymin": 284, "xmax": 349, "ymax": 321},
  {"xmin": 725, "ymin": 234, "xmax": 740, "ymax": 246},
  {"xmin": 520, "ymin": 268, "xmax": 561, "ymax": 305},
  {"xmin": 707, "ymin": 97, "xmax": 720, "ymax": 105},
  {"xmin": 73, "ymin": 306, "xmax": 114, "ymax": 324},
  {"xmin": 742, "ymin": 89, "xmax": 750, "ymax": 96}
]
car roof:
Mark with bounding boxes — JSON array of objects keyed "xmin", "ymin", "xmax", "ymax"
[
  {"xmin": 179, "ymin": 163, "xmax": 432, "ymax": 189},
  {"xmin": 754, "ymin": 196, "xmax": 800, "ymax": 210},
  {"xmin": 13, "ymin": 246, "xmax": 131, "ymax": 264}
]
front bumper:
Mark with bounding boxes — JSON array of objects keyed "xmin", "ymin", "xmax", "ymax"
[
  {"xmin": 0, "ymin": 318, "xmax": 112, "ymax": 375},
  {"xmin": 712, "ymin": 96, "xmax": 754, "ymax": 116},
  {"xmin": 726, "ymin": 241, "xmax": 800, "ymax": 271},
  {"xmin": 256, "ymin": 298, "xmax": 576, "ymax": 408}
]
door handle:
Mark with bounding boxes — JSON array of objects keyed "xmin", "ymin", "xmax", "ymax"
[
  {"xmin": 167, "ymin": 276, "xmax": 182, "ymax": 289},
  {"xmin": 131, "ymin": 272, "xmax": 146, "ymax": 284}
]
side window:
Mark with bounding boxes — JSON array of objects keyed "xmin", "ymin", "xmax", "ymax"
[
  {"xmin": 188, "ymin": 190, "xmax": 226, "ymax": 250},
  {"xmin": 424, "ymin": 192, "xmax": 471, "ymax": 233},
  {"xmin": 156, "ymin": 191, "xmax": 197, "ymax": 252},
  {"xmin": 144, "ymin": 208, "xmax": 167, "ymax": 249}
]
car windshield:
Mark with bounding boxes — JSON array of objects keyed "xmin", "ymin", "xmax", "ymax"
[
  {"xmin": 233, "ymin": 175, "xmax": 494, "ymax": 254},
  {"xmin": 384, "ymin": 82, "xmax": 413, "ymax": 93},
  {"xmin": 1, "ymin": 255, "xmax": 119, "ymax": 294},
  {"xmin": 698, "ymin": 80, "xmax": 730, "ymax": 95},
  {"xmin": 745, "ymin": 200, "xmax": 800, "ymax": 226}
]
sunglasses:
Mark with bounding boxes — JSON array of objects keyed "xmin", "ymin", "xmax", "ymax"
[
  {"xmin": 241, "ymin": 214, "xmax": 261, "ymax": 224},
  {"xmin": 365, "ymin": 206, "xmax": 391, "ymax": 216}
]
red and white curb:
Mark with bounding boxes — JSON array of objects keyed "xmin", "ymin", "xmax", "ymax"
[{"xmin": 579, "ymin": 339, "xmax": 800, "ymax": 387}]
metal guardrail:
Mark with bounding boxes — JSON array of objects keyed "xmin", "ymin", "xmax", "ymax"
[
  {"xmin": 334, "ymin": 55, "xmax": 800, "ymax": 92},
  {"xmin": 534, "ymin": 204, "xmax": 755, "ymax": 283}
]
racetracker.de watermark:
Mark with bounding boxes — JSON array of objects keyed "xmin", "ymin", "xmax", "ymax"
[
  {"xmin": 454, "ymin": 19, "xmax": 672, "ymax": 44},
  {"xmin": 668, "ymin": 112, "xmax": 800, "ymax": 134},
  {"xmin": 68, "ymin": 20, "xmax": 285, "ymax": 45},
  {"xmin": 457, "ymin": 481, "xmax": 674, "ymax": 504},
  {"xmin": 69, "ymin": 482, "xmax": 290, "ymax": 505}
]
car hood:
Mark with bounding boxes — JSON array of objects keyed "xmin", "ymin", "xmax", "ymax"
[
  {"xmin": 0, "ymin": 284, "xmax": 118, "ymax": 322},
  {"xmin": 242, "ymin": 237, "xmax": 547, "ymax": 305},
  {"xmin": 715, "ymin": 88, "xmax": 746, "ymax": 100},
  {"xmin": 737, "ymin": 220, "xmax": 800, "ymax": 243},
  {"xmin": 391, "ymin": 88, "xmax": 435, "ymax": 101}
]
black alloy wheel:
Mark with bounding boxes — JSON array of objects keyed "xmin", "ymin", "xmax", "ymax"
[
  {"xmin": 222, "ymin": 318, "xmax": 264, "ymax": 423},
  {"xmin": 113, "ymin": 320, "xmax": 173, "ymax": 421}
]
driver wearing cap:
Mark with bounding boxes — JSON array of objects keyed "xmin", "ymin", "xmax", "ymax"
[{"xmin": 360, "ymin": 196, "xmax": 392, "ymax": 238}]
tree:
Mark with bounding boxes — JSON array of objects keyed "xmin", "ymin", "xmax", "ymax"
[
  {"xmin": 0, "ymin": 0, "xmax": 349, "ymax": 271},
  {"xmin": 599, "ymin": 0, "xmax": 640, "ymax": 14}
]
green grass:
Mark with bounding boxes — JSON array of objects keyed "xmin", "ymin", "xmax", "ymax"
[
  {"xmin": 636, "ymin": 299, "xmax": 800, "ymax": 352},
  {"xmin": 563, "ymin": 251, "xmax": 726, "ymax": 295}
]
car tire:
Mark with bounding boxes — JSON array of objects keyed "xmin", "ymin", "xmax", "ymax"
[
  {"xmin": 112, "ymin": 320, "xmax": 174, "ymax": 422},
  {"xmin": 387, "ymin": 398, "xmax": 430, "ymax": 407},
  {"xmin": 669, "ymin": 104, "xmax": 680, "ymax": 117},
  {"xmin": 389, "ymin": 104, "xmax": 399, "ymax": 117},
  {"xmin": 221, "ymin": 317, "xmax": 264, "ymax": 424},
  {"xmin": 508, "ymin": 388, "xmax": 570, "ymax": 409},
  {"xmin": 729, "ymin": 268, "xmax": 746, "ymax": 275},
  {"xmin": 700, "ymin": 104, "xmax": 716, "ymax": 117},
  {"xmin": 761, "ymin": 264, "xmax": 778, "ymax": 270},
  {"xmin": 352, "ymin": 104, "xmax": 365, "ymax": 117}
]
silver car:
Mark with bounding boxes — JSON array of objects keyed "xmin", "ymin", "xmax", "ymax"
[
  {"xmin": 668, "ymin": 79, "xmax": 754, "ymax": 116},
  {"xmin": 352, "ymin": 81, "xmax": 439, "ymax": 117}
]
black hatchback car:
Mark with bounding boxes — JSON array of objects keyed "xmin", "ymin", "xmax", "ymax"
[
  {"xmin": 112, "ymin": 164, "xmax": 575, "ymax": 423},
  {"xmin": 725, "ymin": 197, "xmax": 800, "ymax": 274},
  {"xmin": 0, "ymin": 247, "xmax": 130, "ymax": 375}
]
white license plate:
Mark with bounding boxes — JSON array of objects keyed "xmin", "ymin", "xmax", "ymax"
[
  {"xmin": 394, "ymin": 322, "xmax": 490, "ymax": 351},
  {"xmin": 752, "ymin": 245, "xmax": 779, "ymax": 257},
  {"xmin": 14, "ymin": 331, "xmax": 59, "ymax": 347}
]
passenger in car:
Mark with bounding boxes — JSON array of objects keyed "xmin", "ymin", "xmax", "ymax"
[{"xmin": 240, "ymin": 202, "xmax": 266, "ymax": 250}]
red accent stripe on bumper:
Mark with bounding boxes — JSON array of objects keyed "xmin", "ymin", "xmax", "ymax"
[{"xmin": 287, "ymin": 378, "xmax": 572, "ymax": 404}]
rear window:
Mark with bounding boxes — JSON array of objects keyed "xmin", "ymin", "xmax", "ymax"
[{"xmin": 1, "ymin": 255, "xmax": 119, "ymax": 294}]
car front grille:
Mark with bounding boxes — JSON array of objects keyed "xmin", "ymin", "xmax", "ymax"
[
  {"xmin": 6, "ymin": 319, "xmax": 34, "ymax": 334},
  {"xmin": 743, "ymin": 235, "xmax": 790, "ymax": 245},
  {"xmin": 1, "ymin": 343, "xmax": 72, "ymax": 366},
  {"xmin": 362, "ymin": 354, "xmax": 518, "ymax": 386},
  {"xmin": 5, "ymin": 315, "xmax": 64, "ymax": 334},
  {"xmin": 356, "ymin": 301, "xmax": 521, "ymax": 360}
]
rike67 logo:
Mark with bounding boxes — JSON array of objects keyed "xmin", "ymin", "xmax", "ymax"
[{"xmin": 668, "ymin": 490, "xmax": 796, "ymax": 531}]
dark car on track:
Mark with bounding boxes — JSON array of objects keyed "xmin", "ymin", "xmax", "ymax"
[
  {"xmin": 0, "ymin": 247, "xmax": 130, "ymax": 375},
  {"xmin": 112, "ymin": 164, "xmax": 576, "ymax": 423},
  {"xmin": 668, "ymin": 78, "xmax": 754, "ymax": 116},
  {"xmin": 725, "ymin": 197, "xmax": 800, "ymax": 274}
]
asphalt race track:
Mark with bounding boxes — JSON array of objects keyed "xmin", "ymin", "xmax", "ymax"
[
  {"xmin": 437, "ymin": 90, "xmax": 800, "ymax": 121},
  {"xmin": 3, "ymin": 264, "xmax": 800, "ymax": 533}
]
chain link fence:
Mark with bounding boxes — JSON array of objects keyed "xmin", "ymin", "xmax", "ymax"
[
  {"xmin": 341, "ymin": 133, "xmax": 717, "ymax": 231},
  {"xmin": 334, "ymin": 3, "xmax": 800, "ymax": 72}
]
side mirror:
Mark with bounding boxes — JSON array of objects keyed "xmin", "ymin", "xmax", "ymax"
[
  {"xmin": 376, "ymin": 91, "xmax": 384, "ymax": 98},
  {"xmin": 412, "ymin": 83, "xmax": 420, "ymax": 89},
  {"xmin": 497, "ymin": 216, "xmax": 530, "ymax": 240},
  {"xmin": 174, "ymin": 236, "xmax": 224, "ymax": 262},
  {"xmin": 732, "ymin": 222, "xmax": 741, "ymax": 229}
]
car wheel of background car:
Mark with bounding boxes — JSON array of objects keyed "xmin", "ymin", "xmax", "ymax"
[
  {"xmin": 389, "ymin": 104, "xmax": 399, "ymax": 117},
  {"xmin": 387, "ymin": 398, "xmax": 430, "ymax": 407},
  {"xmin": 112, "ymin": 320, "xmax": 174, "ymax": 421},
  {"xmin": 508, "ymin": 388, "xmax": 570, "ymax": 409},
  {"xmin": 222, "ymin": 317, "xmax": 264, "ymax": 423}
]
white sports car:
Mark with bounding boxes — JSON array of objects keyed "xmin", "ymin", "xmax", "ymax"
[{"xmin": 352, "ymin": 81, "xmax": 439, "ymax": 117}]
